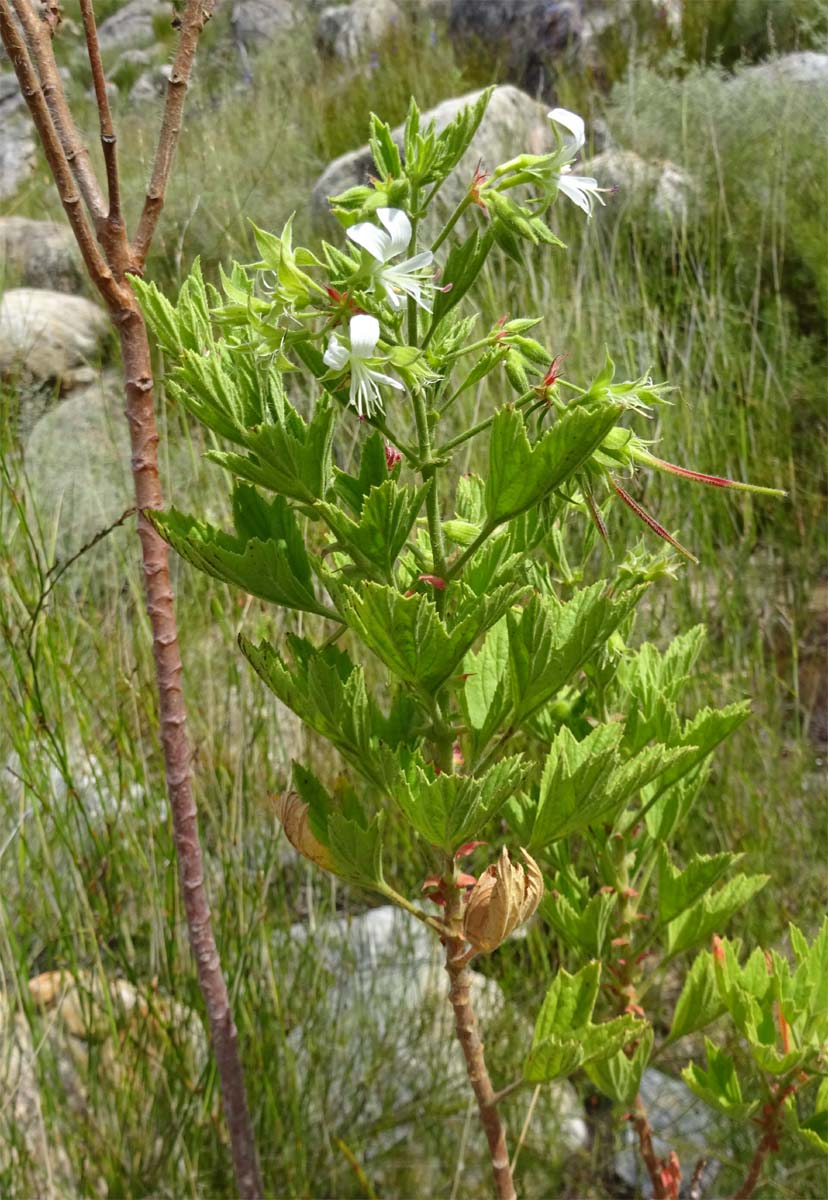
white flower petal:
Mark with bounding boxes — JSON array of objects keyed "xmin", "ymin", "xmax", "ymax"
[
  {"xmin": 377, "ymin": 208, "xmax": 412, "ymax": 258},
  {"xmin": 548, "ymin": 107, "xmax": 586, "ymax": 157},
  {"xmin": 346, "ymin": 221, "xmax": 390, "ymax": 262},
  {"xmin": 323, "ymin": 333, "xmax": 349, "ymax": 370},
  {"xmin": 394, "ymin": 250, "xmax": 433, "ymax": 272},
  {"xmin": 367, "ymin": 366, "xmax": 405, "ymax": 391},
  {"xmin": 349, "ymin": 313, "xmax": 380, "ymax": 358},
  {"xmin": 557, "ymin": 173, "xmax": 603, "ymax": 216}
]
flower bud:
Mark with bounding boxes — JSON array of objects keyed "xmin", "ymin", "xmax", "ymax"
[
  {"xmin": 462, "ymin": 847, "xmax": 544, "ymax": 953},
  {"xmin": 273, "ymin": 792, "xmax": 335, "ymax": 872}
]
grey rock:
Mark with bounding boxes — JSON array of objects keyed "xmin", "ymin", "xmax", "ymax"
[
  {"xmin": 0, "ymin": 217, "xmax": 82, "ymax": 293},
  {"xmin": 129, "ymin": 63, "xmax": 174, "ymax": 103},
  {"xmin": 231, "ymin": 0, "xmax": 297, "ymax": 47},
  {"xmin": 448, "ymin": 0, "xmax": 580, "ymax": 96},
  {"xmin": 97, "ymin": 0, "xmax": 172, "ymax": 49},
  {"xmin": 615, "ymin": 1067, "xmax": 721, "ymax": 1197},
  {"xmin": 0, "ymin": 288, "xmax": 111, "ymax": 390},
  {"xmin": 0, "ymin": 71, "xmax": 24, "ymax": 116},
  {"xmin": 24, "ymin": 372, "xmax": 132, "ymax": 560},
  {"xmin": 317, "ymin": 0, "xmax": 401, "ymax": 61},
  {"xmin": 312, "ymin": 83, "xmax": 553, "ymax": 227},
  {"xmin": 585, "ymin": 148, "xmax": 698, "ymax": 223},
  {"xmin": 734, "ymin": 51, "xmax": 828, "ymax": 88},
  {"xmin": 0, "ymin": 115, "xmax": 36, "ymax": 201}
]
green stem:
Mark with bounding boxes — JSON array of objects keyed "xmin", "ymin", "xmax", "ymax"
[
  {"xmin": 435, "ymin": 389, "xmax": 537, "ymax": 456},
  {"xmin": 431, "ymin": 193, "xmax": 471, "ymax": 254}
]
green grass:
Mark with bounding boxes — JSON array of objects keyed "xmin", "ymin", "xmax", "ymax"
[{"xmin": 1, "ymin": 3, "xmax": 827, "ymax": 1196}]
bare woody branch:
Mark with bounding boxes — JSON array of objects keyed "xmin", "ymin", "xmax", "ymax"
[
  {"xmin": 9, "ymin": 0, "xmax": 106, "ymax": 221},
  {"xmin": 132, "ymin": 0, "xmax": 216, "ymax": 267},
  {"xmin": 0, "ymin": 0, "xmax": 119, "ymax": 304},
  {"xmin": 78, "ymin": 0, "xmax": 121, "ymax": 225}
]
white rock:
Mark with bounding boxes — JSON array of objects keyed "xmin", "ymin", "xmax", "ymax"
[
  {"xmin": 0, "ymin": 288, "xmax": 111, "ymax": 389},
  {"xmin": 97, "ymin": 0, "xmax": 172, "ymax": 49},
  {"xmin": 585, "ymin": 148, "xmax": 698, "ymax": 223},
  {"xmin": 0, "ymin": 115, "xmax": 36, "ymax": 202},
  {"xmin": 231, "ymin": 0, "xmax": 297, "ymax": 47},
  {"xmin": 736, "ymin": 51, "xmax": 828, "ymax": 88}
]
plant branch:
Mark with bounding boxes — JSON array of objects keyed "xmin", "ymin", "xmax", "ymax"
[
  {"xmin": 9, "ymin": 0, "xmax": 106, "ymax": 221},
  {"xmin": 78, "ymin": 0, "xmax": 121, "ymax": 224},
  {"xmin": 632, "ymin": 1094, "xmax": 680, "ymax": 1200},
  {"xmin": 444, "ymin": 881, "xmax": 516, "ymax": 1200},
  {"xmin": 0, "ymin": 1, "xmax": 118, "ymax": 303},
  {"xmin": 133, "ymin": 0, "xmax": 216, "ymax": 267}
]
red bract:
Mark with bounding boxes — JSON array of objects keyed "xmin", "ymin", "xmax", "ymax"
[
  {"xmin": 418, "ymin": 573, "xmax": 446, "ymax": 590},
  {"xmin": 384, "ymin": 443, "xmax": 402, "ymax": 470}
]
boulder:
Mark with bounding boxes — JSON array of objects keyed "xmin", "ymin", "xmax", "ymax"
[
  {"xmin": 96, "ymin": 0, "xmax": 172, "ymax": 49},
  {"xmin": 736, "ymin": 51, "xmax": 828, "ymax": 88},
  {"xmin": 448, "ymin": 0, "xmax": 580, "ymax": 96},
  {"xmin": 129, "ymin": 62, "xmax": 174, "ymax": 103},
  {"xmin": 317, "ymin": 0, "xmax": 401, "ymax": 62},
  {"xmin": 584, "ymin": 148, "xmax": 698, "ymax": 223},
  {"xmin": 230, "ymin": 0, "xmax": 297, "ymax": 47},
  {"xmin": 0, "ymin": 217, "xmax": 82, "ymax": 293},
  {"xmin": 24, "ymin": 372, "xmax": 132, "ymax": 561},
  {"xmin": 0, "ymin": 288, "xmax": 111, "ymax": 390},
  {"xmin": 312, "ymin": 84, "xmax": 552, "ymax": 227},
  {"xmin": 0, "ymin": 114, "xmax": 36, "ymax": 202}
]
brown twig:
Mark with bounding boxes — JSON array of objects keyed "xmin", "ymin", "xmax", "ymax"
[
  {"xmin": 731, "ymin": 1084, "xmax": 796, "ymax": 1200},
  {"xmin": 689, "ymin": 1156, "xmax": 708, "ymax": 1200},
  {"xmin": 632, "ymin": 1094, "xmax": 681, "ymax": 1200},
  {"xmin": 0, "ymin": 2, "xmax": 118, "ymax": 302},
  {"xmin": 78, "ymin": 0, "xmax": 121, "ymax": 224},
  {"xmin": 444, "ymin": 882, "xmax": 516, "ymax": 1200},
  {"xmin": 133, "ymin": 0, "xmax": 216, "ymax": 267},
  {"xmin": 9, "ymin": 0, "xmax": 106, "ymax": 221},
  {"xmin": 0, "ymin": 3, "xmax": 262, "ymax": 1196}
]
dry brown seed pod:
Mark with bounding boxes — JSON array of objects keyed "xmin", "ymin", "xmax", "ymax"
[
  {"xmin": 273, "ymin": 792, "xmax": 335, "ymax": 872},
  {"xmin": 462, "ymin": 846, "xmax": 544, "ymax": 953}
]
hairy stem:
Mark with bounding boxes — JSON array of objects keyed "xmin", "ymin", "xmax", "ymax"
[{"xmin": 444, "ymin": 882, "xmax": 516, "ymax": 1200}]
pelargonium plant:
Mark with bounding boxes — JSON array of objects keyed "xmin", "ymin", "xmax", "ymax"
[{"xmin": 135, "ymin": 93, "xmax": 827, "ymax": 1199}]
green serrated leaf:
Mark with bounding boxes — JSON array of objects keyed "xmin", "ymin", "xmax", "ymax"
[
  {"xmin": 682, "ymin": 1039, "xmax": 758, "ymax": 1118},
  {"xmin": 586, "ymin": 1027, "xmax": 654, "ymax": 1105},
  {"xmin": 393, "ymin": 755, "xmax": 526, "ymax": 853},
  {"xmin": 148, "ymin": 490, "xmax": 334, "ymax": 618},
  {"xmin": 666, "ymin": 951, "xmax": 728, "ymax": 1044},
  {"xmin": 665, "ymin": 874, "xmax": 770, "ymax": 958},
  {"xmin": 527, "ymin": 724, "xmax": 623, "ymax": 848},
  {"xmin": 318, "ymin": 480, "xmax": 429, "ymax": 578},
  {"xmin": 485, "ymin": 403, "xmax": 622, "ymax": 527},
  {"xmin": 659, "ymin": 848, "xmax": 742, "ymax": 926}
]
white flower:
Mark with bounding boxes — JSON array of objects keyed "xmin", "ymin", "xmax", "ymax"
[
  {"xmin": 323, "ymin": 313, "xmax": 404, "ymax": 418},
  {"xmin": 346, "ymin": 207, "xmax": 435, "ymax": 312},
  {"xmin": 546, "ymin": 107, "xmax": 605, "ymax": 218}
]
